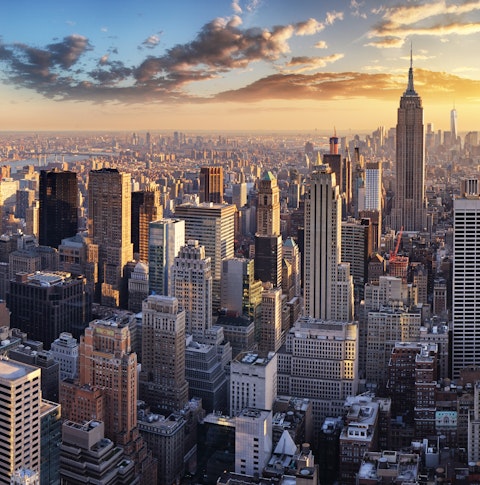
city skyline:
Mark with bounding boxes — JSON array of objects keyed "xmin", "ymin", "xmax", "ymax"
[{"xmin": 1, "ymin": 0, "xmax": 480, "ymax": 132}]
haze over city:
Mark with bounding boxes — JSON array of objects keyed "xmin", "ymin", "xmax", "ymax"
[{"xmin": 1, "ymin": 0, "xmax": 480, "ymax": 132}]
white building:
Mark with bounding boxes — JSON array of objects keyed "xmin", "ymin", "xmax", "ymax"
[
  {"xmin": 235, "ymin": 408, "xmax": 272, "ymax": 477},
  {"xmin": 50, "ymin": 332, "xmax": 79, "ymax": 381},
  {"xmin": 175, "ymin": 202, "xmax": 235, "ymax": 310},
  {"xmin": 452, "ymin": 193, "xmax": 480, "ymax": 378},
  {"xmin": 230, "ymin": 351, "xmax": 277, "ymax": 417},
  {"xmin": 304, "ymin": 164, "xmax": 353, "ymax": 321},
  {"xmin": 148, "ymin": 218, "xmax": 185, "ymax": 296},
  {"xmin": 0, "ymin": 358, "xmax": 41, "ymax": 482},
  {"xmin": 277, "ymin": 317, "xmax": 358, "ymax": 434},
  {"xmin": 172, "ymin": 240, "xmax": 212, "ymax": 338}
]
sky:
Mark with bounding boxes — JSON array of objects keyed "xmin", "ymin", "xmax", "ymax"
[{"xmin": 1, "ymin": 0, "xmax": 480, "ymax": 133}]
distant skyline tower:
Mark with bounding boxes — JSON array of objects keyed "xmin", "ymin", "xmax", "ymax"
[
  {"xmin": 304, "ymin": 164, "xmax": 353, "ymax": 321},
  {"xmin": 391, "ymin": 53, "xmax": 426, "ymax": 232},
  {"xmin": 172, "ymin": 240, "xmax": 212, "ymax": 339},
  {"xmin": 88, "ymin": 168, "xmax": 133, "ymax": 307},
  {"xmin": 450, "ymin": 106, "xmax": 458, "ymax": 145},
  {"xmin": 254, "ymin": 171, "xmax": 282, "ymax": 287},
  {"xmin": 199, "ymin": 166, "xmax": 224, "ymax": 203},
  {"xmin": 39, "ymin": 169, "xmax": 78, "ymax": 248}
]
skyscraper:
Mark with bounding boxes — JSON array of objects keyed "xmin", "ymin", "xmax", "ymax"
[
  {"xmin": 148, "ymin": 218, "xmax": 185, "ymax": 296},
  {"xmin": 172, "ymin": 240, "xmax": 212, "ymax": 339},
  {"xmin": 175, "ymin": 202, "xmax": 235, "ymax": 310},
  {"xmin": 88, "ymin": 168, "xmax": 133, "ymax": 307},
  {"xmin": 39, "ymin": 169, "xmax": 78, "ymax": 248},
  {"xmin": 452, "ymin": 182, "xmax": 480, "ymax": 378},
  {"xmin": 254, "ymin": 171, "xmax": 282, "ymax": 287},
  {"xmin": 199, "ymin": 166, "xmax": 224, "ymax": 203},
  {"xmin": 0, "ymin": 358, "xmax": 41, "ymax": 483},
  {"xmin": 131, "ymin": 189, "xmax": 162, "ymax": 261},
  {"xmin": 139, "ymin": 295, "xmax": 189, "ymax": 412},
  {"xmin": 450, "ymin": 106, "xmax": 458, "ymax": 145},
  {"xmin": 391, "ymin": 54, "xmax": 426, "ymax": 232},
  {"xmin": 304, "ymin": 164, "xmax": 353, "ymax": 321}
]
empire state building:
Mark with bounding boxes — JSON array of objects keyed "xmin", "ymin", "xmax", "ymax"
[{"xmin": 391, "ymin": 55, "xmax": 426, "ymax": 232}]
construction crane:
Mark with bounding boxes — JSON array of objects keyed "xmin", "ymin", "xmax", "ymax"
[{"xmin": 390, "ymin": 226, "xmax": 403, "ymax": 262}]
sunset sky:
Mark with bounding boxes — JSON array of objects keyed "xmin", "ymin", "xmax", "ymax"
[{"xmin": 1, "ymin": 0, "xmax": 480, "ymax": 133}]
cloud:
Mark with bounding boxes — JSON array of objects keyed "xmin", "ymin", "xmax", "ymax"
[
  {"xmin": 141, "ymin": 34, "xmax": 161, "ymax": 49},
  {"xmin": 315, "ymin": 40, "xmax": 328, "ymax": 49},
  {"xmin": 368, "ymin": 0, "xmax": 480, "ymax": 48},
  {"xmin": 282, "ymin": 54, "xmax": 344, "ymax": 73},
  {"xmin": 325, "ymin": 11, "xmax": 344, "ymax": 25},
  {"xmin": 232, "ymin": 0, "xmax": 242, "ymax": 14},
  {"xmin": 214, "ymin": 68, "xmax": 480, "ymax": 104},
  {"xmin": 350, "ymin": 0, "xmax": 367, "ymax": 19},
  {"xmin": 295, "ymin": 18, "xmax": 324, "ymax": 35}
]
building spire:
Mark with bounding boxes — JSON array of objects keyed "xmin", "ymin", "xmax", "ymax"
[{"xmin": 405, "ymin": 42, "xmax": 417, "ymax": 95}]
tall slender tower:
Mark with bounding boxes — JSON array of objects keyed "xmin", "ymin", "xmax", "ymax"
[
  {"xmin": 391, "ymin": 52, "xmax": 426, "ymax": 232},
  {"xmin": 172, "ymin": 240, "xmax": 212, "ymax": 339},
  {"xmin": 450, "ymin": 106, "xmax": 458, "ymax": 145},
  {"xmin": 88, "ymin": 168, "xmax": 133, "ymax": 307},
  {"xmin": 304, "ymin": 165, "xmax": 353, "ymax": 321},
  {"xmin": 39, "ymin": 169, "xmax": 78, "ymax": 248},
  {"xmin": 254, "ymin": 171, "xmax": 282, "ymax": 287}
]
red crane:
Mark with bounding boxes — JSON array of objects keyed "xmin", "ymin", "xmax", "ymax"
[{"xmin": 390, "ymin": 226, "xmax": 403, "ymax": 262}]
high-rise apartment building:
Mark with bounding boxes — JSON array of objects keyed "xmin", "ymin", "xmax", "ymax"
[
  {"xmin": 175, "ymin": 202, "xmax": 235, "ymax": 310},
  {"xmin": 148, "ymin": 218, "xmax": 185, "ymax": 296},
  {"xmin": 391, "ymin": 55, "xmax": 426, "ymax": 232},
  {"xmin": 199, "ymin": 166, "xmax": 224, "ymax": 203},
  {"xmin": 452, "ymin": 188, "xmax": 480, "ymax": 378},
  {"xmin": 39, "ymin": 169, "xmax": 78, "ymax": 249},
  {"xmin": 88, "ymin": 168, "xmax": 133, "ymax": 307},
  {"xmin": 0, "ymin": 358, "xmax": 41, "ymax": 483},
  {"xmin": 254, "ymin": 171, "xmax": 282, "ymax": 287},
  {"xmin": 139, "ymin": 295, "xmax": 189, "ymax": 412},
  {"xmin": 78, "ymin": 318, "xmax": 137, "ymax": 445},
  {"xmin": 172, "ymin": 240, "xmax": 212, "ymax": 338},
  {"xmin": 304, "ymin": 164, "xmax": 353, "ymax": 321}
]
